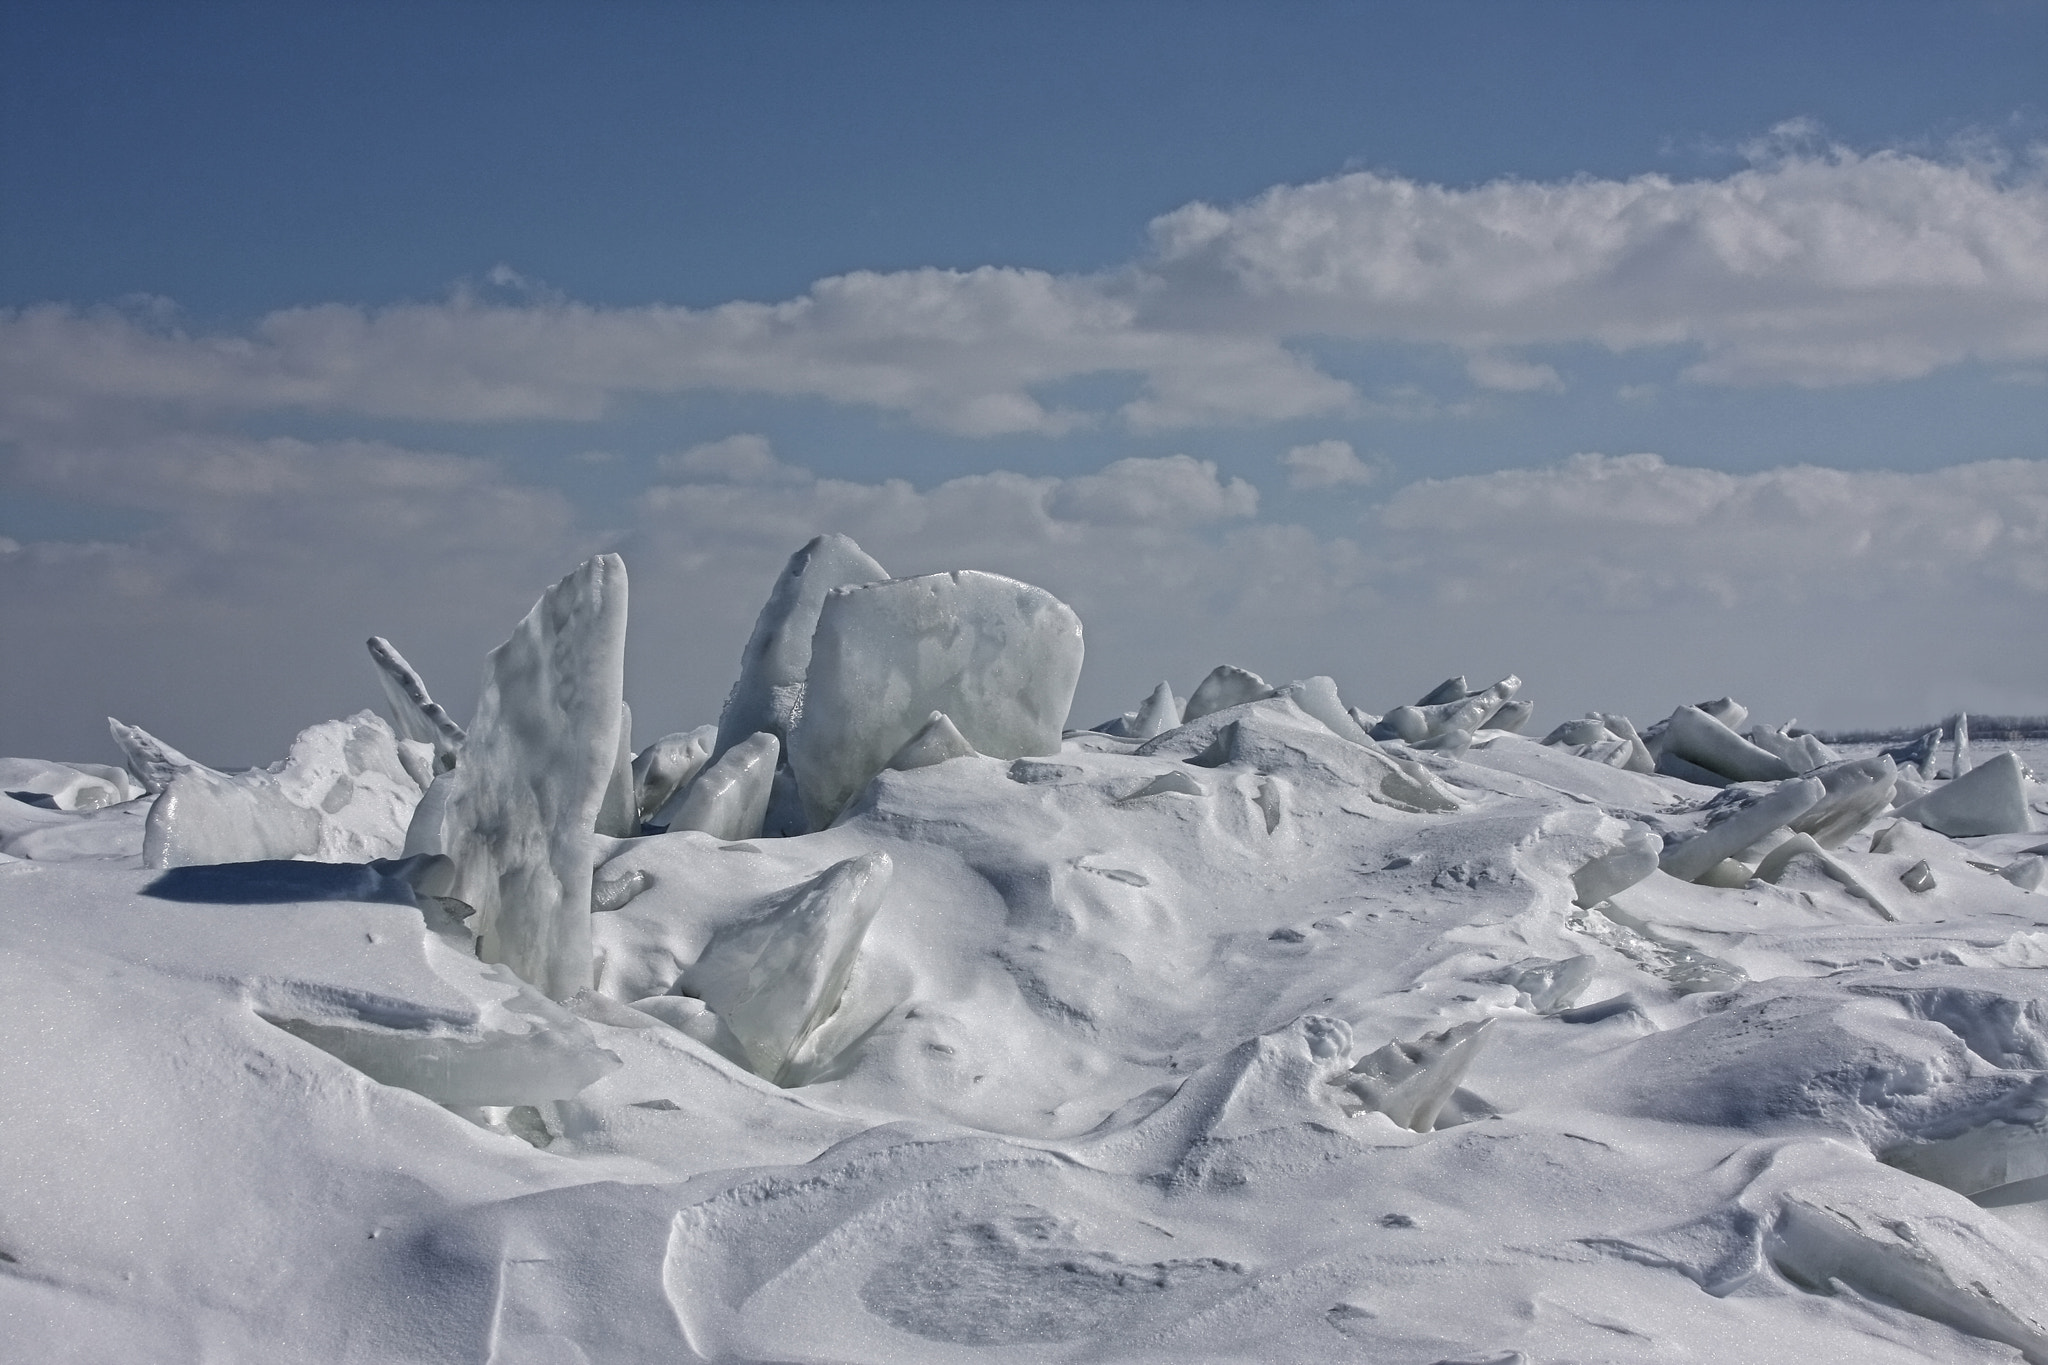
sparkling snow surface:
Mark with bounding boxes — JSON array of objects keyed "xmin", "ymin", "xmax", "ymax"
[{"xmin": 7, "ymin": 659, "xmax": 2048, "ymax": 1357}]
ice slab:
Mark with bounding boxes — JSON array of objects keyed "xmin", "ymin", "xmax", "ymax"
[
  {"xmin": 107, "ymin": 717, "xmax": 201, "ymax": 794},
  {"xmin": 141, "ymin": 712, "xmax": 423, "ymax": 869},
  {"xmin": 1274, "ymin": 676, "xmax": 1375, "ymax": 746},
  {"xmin": 1745, "ymin": 722, "xmax": 1836, "ymax": 773},
  {"xmin": 786, "ymin": 569, "xmax": 1084, "ymax": 828},
  {"xmin": 1181, "ymin": 665, "xmax": 1274, "ymax": 723},
  {"xmin": 655, "ymin": 731, "xmax": 777, "ymax": 840},
  {"xmin": 1414, "ymin": 676, "xmax": 1474, "ymax": 707},
  {"xmin": 1659, "ymin": 777, "xmax": 1826, "ymax": 883},
  {"xmin": 1484, "ymin": 699, "xmax": 1535, "ymax": 733},
  {"xmin": 1337, "ymin": 1019, "xmax": 1492, "ymax": 1132},
  {"xmin": 678, "ymin": 851, "xmax": 893, "ymax": 1085},
  {"xmin": 1497, "ymin": 955, "xmax": 1597, "ymax": 1013},
  {"xmin": 1791, "ymin": 755, "xmax": 1898, "ymax": 848},
  {"xmin": 594, "ymin": 702, "xmax": 639, "ymax": 838},
  {"xmin": 262, "ymin": 950, "xmax": 621, "ymax": 1106},
  {"xmin": 886, "ymin": 711, "xmax": 980, "ymax": 771},
  {"xmin": 1129, "ymin": 681, "xmax": 1182, "ymax": 739},
  {"xmin": 1894, "ymin": 752, "xmax": 2034, "ymax": 837},
  {"xmin": 1652, "ymin": 705, "xmax": 1799, "ymax": 784},
  {"xmin": 407, "ymin": 554, "xmax": 628, "ymax": 999},
  {"xmin": 713, "ymin": 533, "xmax": 888, "ymax": 761},
  {"xmin": 1571, "ymin": 829, "xmax": 1661, "ymax": 907},
  {"xmin": 631, "ymin": 727, "xmax": 715, "ymax": 826},
  {"xmin": 365, "ymin": 635, "xmax": 465, "ymax": 764},
  {"xmin": 1951, "ymin": 713, "xmax": 1973, "ymax": 779},
  {"xmin": 1883, "ymin": 727, "xmax": 1943, "ymax": 779}
]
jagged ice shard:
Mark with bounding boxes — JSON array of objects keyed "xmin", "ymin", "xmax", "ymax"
[
  {"xmin": 679, "ymin": 852, "xmax": 893, "ymax": 1085},
  {"xmin": 406, "ymin": 554, "xmax": 628, "ymax": 1000},
  {"xmin": 1894, "ymin": 751, "xmax": 2034, "ymax": 837},
  {"xmin": 713, "ymin": 532, "xmax": 888, "ymax": 761},
  {"xmin": 365, "ymin": 635, "xmax": 466, "ymax": 765},
  {"xmin": 787, "ymin": 569, "xmax": 1084, "ymax": 828},
  {"xmin": 655, "ymin": 730, "xmax": 777, "ymax": 840}
]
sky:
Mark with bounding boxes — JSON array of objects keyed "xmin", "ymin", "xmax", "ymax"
[{"xmin": 3, "ymin": 0, "xmax": 2047, "ymax": 766}]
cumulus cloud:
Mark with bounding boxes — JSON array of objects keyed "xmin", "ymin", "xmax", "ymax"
[
  {"xmin": 3, "ymin": 141, "xmax": 2041, "ymax": 446},
  {"xmin": 1281, "ymin": 440, "xmax": 1384, "ymax": 489},
  {"xmin": 657, "ymin": 434, "xmax": 812, "ymax": 484}
]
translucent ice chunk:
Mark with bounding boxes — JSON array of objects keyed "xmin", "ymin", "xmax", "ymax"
[
  {"xmin": 107, "ymin": 717, "xmax": 201, "ymax": 795},
  {"xmin": 365, "ymin": 635, "xmax": 465, "ymax": 765},
  {"xmin": 656, "ymin": 731, "xmax": 778, "ymax": 840},
  {"xmin": 1182, "ymin": 665, "xmax": 1275, "ymax": 723},
  {"xmin": 1882, "ymin": 727, "xmax": 1943, "ymax": 779},
  {"xmin": 1951, "ymin": 713, "xmax": 1973, "ymax": 779},
  {"xmin": 1900, "ymin": 859, "xmax": 1937, "ymax": 892},
  {"xmin": 594, "ymin": 701, "xmax": 639, "ymax": 838},
  {"xmin": 1499, "ymin": 955, "xmax": 1597, "ymax": 1013},
  {"xmin": 713, "ymin": 533, "xmax": 888, "ymax": 761},
  {"xmin": 1129, "ymin": 681, "xmax": 1182, "ymax": 740},
  {"xmin": 1543, "ymin": 717, "xmax": 1610, "ymax": 747},
  {"xmin": 1659, "ymin": 777, "xmax": 1826, "ymax": 884},
  {"xmin": 1373, "ymin": 705, "xmax": 1430, "ymax": 743},
  {"xmin": 1414, "ymin": 676, "xmax": 1473, "ymax": 706},
  {"xmin": 1744, "ymin": 722, "xmax": 1836, "ymax": 774},
  {"xmin": 1274, "ymin": 676, "xmax": 1374, "ymax": 745},
  {"xmin": 886, "ymin": 711, "xmax": 980, "ymax": 770},
  {"xmin": 679, "ymin": 851, "xmax": 893, "ymax": 1085},
  {"xmin": 1338, "ymin": 1019, "xmax": 1493, "ymax": 1132},
  {"xmin": 1695, "ymin": 696, "xmax": 1748, "ymax": 731},
  {"xmin": 1571, "ymin": 828, "xmax": 1661, "ymax": 907},
  {"xmin": 1998, "ymin": 855, "xmax": 2045, "ymax": 892},
  {"xmin": 787, "ymin": 570, "xmax": 1084, "ymax": 828},
  {"xmin": 406, "ymin": 554, "xmax": 629, "ymax": 1000},
  {"xmin": 1483, "ymin": 699, "xmax": 1535, "ymax": 733},
  {"xmin": 632, "ymin": 727, "xmax": 716, "ymax": 826},
  {"xmin": 1790, "ymin": 755, "xmax": 1898, "ymax": 848},
  {"xmin": 1652, "ymin": 705, "xmax": 1798, "ymax": 784},
  {"xmin": 1599, "ymin": 713, "xmax": 1657, "ymax": 773},
  {"xmin": 1894, "ymin": 752, "xmax": 2033, "ymax": 837}
]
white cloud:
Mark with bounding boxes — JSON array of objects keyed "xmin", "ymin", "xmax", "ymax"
[
  {"xmin": 3, "ymin": 142, "xmax": 2041, "ymax": 445},
  {"xmin": 657, "ymin": 434, "xmax": 812, "ymax": 484},
  {"xmin": 1281, "ymin": 439, "xmax": 1384, "ymax": 489},
  {"xmin": 1045, "ymin": 455, "xmax": 1257, "ymax": 525}
]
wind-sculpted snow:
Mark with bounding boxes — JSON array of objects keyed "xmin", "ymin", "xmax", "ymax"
[{"xmin": 10, "ymin": 547, "xmax": 2048, "ymax": 1363}]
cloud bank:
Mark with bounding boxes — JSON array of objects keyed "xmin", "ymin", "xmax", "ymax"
[{"xmin": 4, "ymin": 141, "xmax": 2044, "ymax": 443}]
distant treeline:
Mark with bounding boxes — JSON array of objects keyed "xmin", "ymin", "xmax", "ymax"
[{"xmin": 1812, "ymin": 714, "xmax": 2048, "ymax": 744}]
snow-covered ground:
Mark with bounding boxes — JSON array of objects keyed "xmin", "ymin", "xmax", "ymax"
[{"xmin": 7, "ymin": 571, "xmax": 2048, "ymax": 1362}]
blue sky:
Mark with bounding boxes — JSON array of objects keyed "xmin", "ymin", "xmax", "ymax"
[{"xmin": 3, "ymin": 1, "xmax": 2047, "ymax": 763}]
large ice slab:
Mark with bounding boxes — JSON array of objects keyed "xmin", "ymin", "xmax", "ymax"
[
  {"xmin": 1182, "ymin": 665, "xmax": 1274, "ymax": 723},
  {"xmin": 678, "ymin": 852, "xmax": 893, "ymax": 1085},
  {"xmin": 406, "ymin": 554, "xmax": 629, "ymax": 999},
  {"xmin": 141, "ymin": 711, "xmax": 424, "ymax": 869},
  {"xmin": 107, "ymin": 717, "xmax": 201, "ymax": 794},
  {"xmin": 632, "ymin": 727, "xmax": 716, "ymax": 826},
  {"xmin": 1894, "ymin": 751, "xmax": 2034, "ymax": 837},
  {"xmin": 786, "ymin": 570, "xmax": 1084, "ymax": 828},
  {"xmin": 1658, "ymin": 776, "xmax": 1826, "ymax": 883},
  {"xmin": 1651, "ymin": 704, "xmax": 1799, "ymax": 784},
  {"xmin": 365, "ymin": 636, "xmax": 465, "ymax": 765},
  {"xmin": 713, "ymin": 533, "xmax": 888, "ymax": 761}
]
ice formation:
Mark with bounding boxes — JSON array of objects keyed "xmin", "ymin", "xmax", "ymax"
[
  {"xmin": 711, "ymin": 532, "xmax": 888, "ymax": 760},
  {"xmin": 365, "ymin": 635, "xmax": 465, "ymax": 766},
  {"xmin": 786, "ymin": 569, "xmax": 1085, "ymax": 827},
  {"xmin": 406, "ymin": 553, "xmax": 629, "ymax": 1000},
  {"xmin": 10, "ymin": 535, "xmax": 2048, "ymax": 1365},
  {"xmin": 652, "ymin": 730, "xmax": 778, "ymax": 840}
]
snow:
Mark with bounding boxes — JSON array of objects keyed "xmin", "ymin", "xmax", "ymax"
[{"xmin": 8, "ymin": 544, "xmax": 2048, "ymax": 1363}]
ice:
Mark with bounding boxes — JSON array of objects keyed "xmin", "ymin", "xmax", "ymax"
[
  {"xmin": 406, "ymin": 553, "xmax": 629, "ymax": 999},
  {"xmin": 1894, "ymin": 751, "xmax": 2034, "ymax": 837},
  {"xmin": 1753, "ymin": 834, "xmax": 1896, "ymax": 918},
  {"xmin": 886, "ymin": 711, "xmax": 980, "ymax": 770},
  {"xmin": 1497, "ymin": 955, "xmax": 1597, "ymax": 1013},
  {"xmin": 1658, "ymin": 776, "xmax": 1826, "ymax": 882},
  {"xmin": 365, "ymin": 635, "xmax": 465, "ymax": 765},
  {"xmin": 1951, "ymin": 712, "xmax": 1973, "ymax": 778},
  {"xmin": 140, "ymin": 711, "xmax": 423, "ymax": 868},
  {"xmin": 1273, "ymin": 675, "xmax": 1374, "ymax": 745},
  {"xmin": 631, "ymin": 726, "xmax": 716, "ymax": 826},
  {"xmin": 1998, "ymin": 855, "xmax": 2045, "ymax": 891},
  {"xmin": 264, "ymin": 957, "xmax": 623, "ymax": 1106},
  {"xmin": 786, "ymin": 569, "xmax": 1084, "ymax": 827},
  {"xmin": 1887, "ymin": 1118, "xmax": 2048, "ymax": 1197},
  {"xmin": 1335, "ymin": 1019, "xmax": 1492, "ymax": 1132},
  {"xmin": 1883, "ymin": 726, "xmax": 1944, "ymax": 778},
  {"xmin": 1695, "ymin": 695, "xmax": 1748, "ymax": 730},
  {"xmin": 1484, "ymin": 699, "xmax": 1535, "ymax": 733},
  {"xmin": 1128, "ymin": 681, "xmax": 1182, "ymax": 739},
  {"xmin": 0, "ymin": 757, "xmax": 139, "ymax": 811},
  {"xmin": 1744, "ymin": 721, "xmax": 1836, "ymax": 773},
  {"xmin": 653, "ymin": 730, "xmax": 778, "ymax": 840},
  {"xmin": 107, "ymin": 716, "xmax": 201, "ymax": 794},
  {"xmin": 1789, "ymin": 754, "xmax": 1898, "ymax": 847},
  {"xmin": 1570, "ymin": 828, "xmax": 1661, "ymax": 906},
  {"xmin": 677, "ymin": 852, "xmax": 892, "ymax": 1084},
  {"xmin": 595, "ymin": 702, "xmax": 639, "ymax": 837},
  {"xmin": 1414, "ymin": 675, "xmax": 1473, "ymax": 706},
  {"xmin": 1649, "ymin": 704, "xmax": 1799, "ymax": 784},
  {"xmin": 1181, "ymin": 664, "xmax": 1274, "ymax": 722},
  {"xmin": 1900, "ymin": 858, "xmax": 1938, "ymax": 891},
  {"xmin": 712, "ymin": 532, "xmax": 888, "ymax": 761}
]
